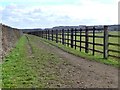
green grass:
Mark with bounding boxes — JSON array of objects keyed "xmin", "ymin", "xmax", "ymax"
[
  {"xmin": 2, "ymin": 35, "xmax": 66, "ymax": 88},
  {"xmin": 2, "ymin": 35, "xmax": 38, "ymax": 88},
  {"xmin": 40, "ymin": 36, "xmax": 119, "ymax": 68},
  {"xmin": 50, "ymin": 31, "xmax": 119, "ymax": 60}
]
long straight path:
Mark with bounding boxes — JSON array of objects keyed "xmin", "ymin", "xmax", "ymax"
[{"xmin": 27, "ymin": 35, "xmax": 118, "ymax": 88}]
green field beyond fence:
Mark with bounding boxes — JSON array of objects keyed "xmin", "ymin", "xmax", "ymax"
[{"xmin": 28, "ymin": 26, "xmax": 120, "ymax": 61}]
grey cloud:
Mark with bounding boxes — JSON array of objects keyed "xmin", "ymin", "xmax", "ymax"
[{"xmin": 1, "ymin": 4, "xmax": 88, "ymax": 28}]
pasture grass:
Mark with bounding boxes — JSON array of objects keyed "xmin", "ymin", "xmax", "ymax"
[
  {"xmin": 41, "ymin": 37, "xmax": 119, "ymax": 67},
  {"xmin": 42, "ymin": 31, "xmax": 119, "ymax": 67},
  {"xmin": 51, "ymin": 31, "xmax": 119, "ymax": 60}
]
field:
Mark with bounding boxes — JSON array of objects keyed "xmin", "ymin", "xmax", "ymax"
[{"xmin": 50, "ymin": 31, "xmax": 119, "ymax": 61}]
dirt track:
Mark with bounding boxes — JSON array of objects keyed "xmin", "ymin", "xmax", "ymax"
[{"xmin": 27, "ymin": 35, "xmax": 118, "ymax": 88}]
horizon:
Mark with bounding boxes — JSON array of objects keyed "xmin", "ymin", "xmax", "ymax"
[
  {"xmin": 0, "ymin": 0, "xmax": 118, "ymax": 29},
  {"xmin": 1, "ymin": 23, "xmax": 119, "ymax": 30}
]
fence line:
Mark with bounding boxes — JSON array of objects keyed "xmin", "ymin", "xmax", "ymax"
[{"xmin": 27, "ymin": 26, "xmax": 120, "ymax": 59}]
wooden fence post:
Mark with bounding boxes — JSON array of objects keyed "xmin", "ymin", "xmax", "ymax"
[
  {"xmin": 80, "ymin": 29, "xmax": 82, "ymax": 51},
  {"xmin": 40, "ymin": 31, "xmax": 41, "ymax": 37},
  {"xmin": 75, "ymin": 29, "xmax": 77, "ymax": 49},
  {"xmin": 42, "ymin": 31, "xmax": 43, "ymax": 38},
  {"xmin": 64, "ymin": 30, "xmax": 66, "ymax": 46},
  {"xmin": 85, "ymin": 26, "xmax": 89, "ymax": 53},
  {"xmin": 46, "ymin": 30, "xmax": 47, "ymax": 39},
  {"xmin": 44, "ymin": 30, "xmax": 46, "ymax": 38},
  {"xmin": 36, "ymin": 31, "xmax": 38, "ymax": 36},
  {"xmin": 33, "ymin": 32, "xmax": 34, "ymax": 35},
  {"xmin": 42, "ymin": 31, "xmax": 44, "ymax": 38},
  {"xmin": 48, "ymin": 30, "xmax": 50, "ymax": 40},
  {"xmin": 43, "ymin": 30, "xmax": 45, "ymax": 38},
  {"xmin": 103, "ymin": 26, "xmax": 108, "ymax": 59},
  {"xmin": 37, "ymin": 31, "xmax": 39, "ymax": 36},
  {"xmin": 43, "ymin": 31, "xmax": 45, "ymax": 38},
  {"xmin": 60, "ymin": 30, "xmax": 61, "ymax": 43},
  {"xmin": 71, "ymin": 28, "xmax": 74, "ymax": 48},
  {"xmin": 50, "ymin": 30, "xmax": 51, "ymax": 40},
  {"xmin": 44, "ymin": 31, "xmax": 45, "ymax": 38},
  {"xmin": 52, "ymin": 30, "xmax": 53, "ymax": 41},
  {"xmin": 56, "ymin": 29, "xmax": 58, "ymax": 43},
  {"xmin": 67, "ymin": 29, "xmax": 69, "ymax": 47},
  {"xmin": 38, "ymin": 31, "xmax": 40, "ymax": 36},
  {"xmin": 62, "ymin": 29, "xmax": 64, "ymax": 45},
  {"xmin": 38, "ymin": 31, "xmax": 40, "ymax": 37},
  {"xmin": 39, "ymin": 31, "xmax": 41, "ymax": 37},
  {"xmin": 93, "ymin": 26, "xmax": 95, "ymax": 55}
]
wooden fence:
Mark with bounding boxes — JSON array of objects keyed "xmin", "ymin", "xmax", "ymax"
[
  {"xmin": 27, "ymin": 26, "xmax": 120, "ymax": 59},
  {"xmin": 108, "ymin": 33, "xmax": 120, "ymax": 59}
]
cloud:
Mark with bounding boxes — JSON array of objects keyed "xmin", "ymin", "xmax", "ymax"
[
  {"xmin": 1, "ymin": 4, "xmax": 75, "ymax": 28},
  {"xmin": 0, "ymin": 0, "xmax": 118, "ymax": 28}
]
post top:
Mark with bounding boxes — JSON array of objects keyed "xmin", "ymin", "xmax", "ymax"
[{"xmin": 104, "ymin": 25, "xmax": 108, "ymax": 28}]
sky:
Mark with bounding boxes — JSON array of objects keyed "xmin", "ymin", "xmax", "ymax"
[{"xmin": 0, "ymin": 0, "xmax": 119, "ymax": 29}]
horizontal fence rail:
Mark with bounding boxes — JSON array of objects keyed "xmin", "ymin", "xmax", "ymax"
[{"xmin": 27, "ymin": 26, "xmax": 120, "ymax": 60}]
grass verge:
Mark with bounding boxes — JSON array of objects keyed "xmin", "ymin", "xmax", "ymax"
[
  {"xmin": 2, "ymin": 35, "xmax": 38, "ymax": 88},
  {"xmin": 37, "ymin": 36, "xmax": 119, "ymax": 68},
  {"xmin": 2, "ymin": 35, "xmax": 70, "ymax": 88}
]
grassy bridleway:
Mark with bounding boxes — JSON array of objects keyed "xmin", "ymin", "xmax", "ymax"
[{"xmin": 2, "ymin": 35, "xmax": 118, "ymax": 88}]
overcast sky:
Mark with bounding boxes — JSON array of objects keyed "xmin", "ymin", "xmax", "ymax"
[{"xmin": 0, "ymin": 0, "xmax": 119, "ymax": 29}]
